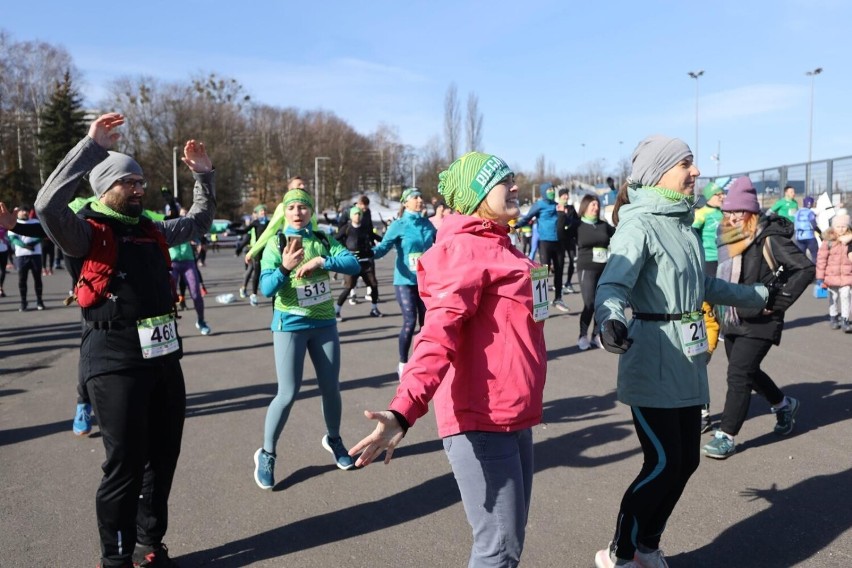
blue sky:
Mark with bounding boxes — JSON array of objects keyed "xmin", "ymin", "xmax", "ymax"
[{"xmin": 3, "ymin": 0, "xmax": 849, "ymax": 178}]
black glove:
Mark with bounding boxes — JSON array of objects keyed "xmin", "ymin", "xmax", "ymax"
[{"xmin": 600, "ymin": 320, "xmax": 632, "ymax": 354}]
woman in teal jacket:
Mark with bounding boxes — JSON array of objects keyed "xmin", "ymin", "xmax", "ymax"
[
  {"xmin": 593, "ymin": 136, "xmax": 768, "ymax": 568},
  {"xmin": 372, "ymin": 188, "xmax": 437, "ymax": 376},
  {"xmin": 252, "ymin": 189, "xmax": 361, "ymax": 490}
]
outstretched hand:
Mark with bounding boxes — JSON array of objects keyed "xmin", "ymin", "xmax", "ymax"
[
  {"xmin": 0, "ymin": 202, "xmax": 17, "ymax": 229},
  {"xmin": 181, "ymin": 139, "xmax": 212, "ymax": 173},
  {"xmin": 87, "ymin": 113, "xmax": 124, "ymax": 149},
  {"xmin": 348, "ymin": 410, "xmax": 405, "ymax": 467}
]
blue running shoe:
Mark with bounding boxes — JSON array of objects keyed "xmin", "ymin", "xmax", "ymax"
[
  {"xmin": 322, "ymin": 434, "xmax": 355, "ymax": 470},
  {"xmin": 73, "ymin": 403, "xmax": 92, "ymax": 436},
  {"xmin": 703, "ymin": 431, "xmax": 736, "ymax": 459},
  {"xmin": 773, "ymin": 396, "xmax": 800, "ymax": 435},
  {"xmin": 253, "ymin": 448, "xmax": 275, "ymax": 490}
]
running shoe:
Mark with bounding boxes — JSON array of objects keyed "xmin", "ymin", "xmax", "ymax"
[
  {"xmin": 195, "ymin": 320, "xmax": 211, "ymax": 336},
  {"xmin": 700, "ymin": 412, "xmax": 713, "ymax": 434},
  {"xmin": 703, "ymin": 431, "xmax": 735, "ymax": 459},
  {"xmin": 249, "ymin": 294, "xmax": 258, "ymax": 307},
  {"xmin": 36, "ymin": 301, "xmax": 45, "ymax": 311},
  {"xmin": 773, "ymin": 396, "xmax": 800, "ymax": 435},
  {"xmin": 238, "ymin": 287, "xmax": 247, "ymax": 299},
  {"xmin": 592, "ymin": 335, "xmax": 604, "ymax": 349},
  {"xmin": 73, "ymin": 403, "xmax": 93, "ymax": 436},
  {"xmin": 348, "ymin": 297, "xmax": 358, "ymax": 306},
  {"xmin": 364, "ymin": 286, "xmax": 372, "ymax": 301},
  {"xmin": 552, "ymin": 298, "xmax": 569, "ymax": 312},
  {"xmin": 563, "ymin": 284, "xmax": 576, "ymax": 294},
  {"xmin": 595, "ymin": 542, "xmax": 642, "ymax": 568},
  {"xmin": 336, "ymin": 313, "xmax": 343, "ymax": 323},
  {"xmin": 0, "ymin": 288, "xmax": 5, "ymax": 297},
  {"xmin": 322, "ymin": 434, "xmax": 355, "ymax": 470},
  {"xmin": 19, "ymin": 302, "xmax": 28, "ymax": 312},
  {"xmin": 132, "ymin": 543, "xmax": 178, "ymax": 567},
  {"xmin": 634, "ymin": 548, "xmax": 669, "ymax": 568},
  {"xmin": 253, "ymin": 448, "xmax": 276, "ymax": 490},
  {"xmin": 369, "ymin": 307, "xmax": 383, "ymax": 317},
  {"xmin": 578, "ymin": 336, "xmax": 591, "ymax": 351}
]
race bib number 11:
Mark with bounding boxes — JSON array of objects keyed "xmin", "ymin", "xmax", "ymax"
[{"xmin": 530, "ymin": 267, "xmax": 550, "ymax": 322}]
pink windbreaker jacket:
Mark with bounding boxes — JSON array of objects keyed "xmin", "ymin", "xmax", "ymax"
[{"xmin": 389, "ymin": 214, "xmax": 548, "ymax": 438}]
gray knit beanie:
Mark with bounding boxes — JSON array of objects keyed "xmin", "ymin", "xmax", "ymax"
[
  {"xmin": 88, "ymin": 151, "xmax": 144, "ymax": 197},
  {"xmin": 628, "ymin": 135, "xmax": 692, "ymax": 188}
]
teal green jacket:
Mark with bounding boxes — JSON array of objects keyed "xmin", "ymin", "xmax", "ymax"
[
  {"xmin": 372, "ymin": 210, "xmax": 436, "ymax": 286},
  {"xmin": 595, "ymin": 187, "xmax": 768, "ymax": 408}
]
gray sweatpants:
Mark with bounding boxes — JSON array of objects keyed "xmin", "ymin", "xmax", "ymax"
[{"xmin": 443, "ymin": 429, "xmax": 534, "ymax": 568}]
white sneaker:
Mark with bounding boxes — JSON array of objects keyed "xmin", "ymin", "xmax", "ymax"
[
  {"xmin": 592, "ymin": 335, "xmax": 604, "ymax": 349},
  {"xmin": 348, "ymin": 297, "xmax": 358, "ymax": 305},
  {"xmin": 578, "ymin": 336, "xmax": 591, "ymax": 351},
  {"xmin": 365, "ymin": 286, "xmax": 372, "ymax": 301}
]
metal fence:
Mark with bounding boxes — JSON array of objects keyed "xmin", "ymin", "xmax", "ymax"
[{"xmin": 699, "ymin": 155, "xmax": 852, "ymax": 207}]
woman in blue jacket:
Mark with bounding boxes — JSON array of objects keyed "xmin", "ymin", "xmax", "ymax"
[{"xmin": 372, "ymin": 188, "xmax": 436, "ymax": 376}]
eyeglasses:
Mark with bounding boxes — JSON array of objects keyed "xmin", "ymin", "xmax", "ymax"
[{"xmin": 116, "ymin": 177, "xmax": 148, "ymax": 190}]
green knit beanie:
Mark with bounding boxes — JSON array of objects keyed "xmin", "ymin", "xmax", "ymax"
[
  {"xmin": 349, "ymin": 205, "xmax": 362, "ymax": 218},
  {"xmin": 438, "ymin": 152, "xmax": 513, "ymax": 215}
]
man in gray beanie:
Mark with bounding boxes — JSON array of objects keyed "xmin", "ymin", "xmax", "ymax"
[{"xmin": 35, "ymin": 112, "xmax": 215, "ymax": 568}]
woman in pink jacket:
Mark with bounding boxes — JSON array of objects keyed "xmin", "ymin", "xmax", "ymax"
[
  {"xmin": 815, "ymin": 212, "xmax": 852, "ymax": 331},
  {"xmin": 350, "ymin": 152, "xmax": 548, "ymax": 567}
]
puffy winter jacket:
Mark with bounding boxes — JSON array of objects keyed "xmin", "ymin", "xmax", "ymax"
[
  {"xmin": 389, "ymin": 214, "xmax": 547, "ymax": 437},
  {"xmin": 815, "ymin": 233, "xmax": 852, "ymax": 288}
]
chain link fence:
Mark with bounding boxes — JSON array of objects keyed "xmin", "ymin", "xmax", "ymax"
[{"xmin": 699, "ymin": 156, "xmax": 852, "ymax": 208}]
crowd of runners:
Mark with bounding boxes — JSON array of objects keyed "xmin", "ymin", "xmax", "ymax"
[{"xmin": 3, "ymin": 113, "xmax": 845, "ymax": 568}]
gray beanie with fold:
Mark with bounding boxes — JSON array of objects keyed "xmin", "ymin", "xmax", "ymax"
[
  {"xmin": 628, "ymin": 135, "xmax": 692, "ymax": 188},
  {"xmin": 88, "ymin": 151, "xmax": 144, "ymax": 197}
]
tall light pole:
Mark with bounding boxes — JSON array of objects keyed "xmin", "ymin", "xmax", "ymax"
[
  {"xmin": 688, "ymin": 70, "xmax": 704, "ymax": 164},
  {"xmin": 806, "ymin": 67, "xmax": 823, "ymax": 194},
  {"xmin": 172, "ymin": 146, "xmax": 180, "ymax": 199},
  {"xmin": 411, "ymin": 155, "xmax": 417, "ymax": 187},
  {"xmin": 314, "ymin": 156, "xmax": 330, "ymax": 212}
]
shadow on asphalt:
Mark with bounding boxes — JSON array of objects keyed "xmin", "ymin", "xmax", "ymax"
[
  {"xmin": 670, "ymin": 468, "xmax": 852, "ymax": 567},
  {"xmin": 176, "ymin": 419, "xmax": 645, "ymax": 566},
  {"xmin": 782, "ymin": 314, "xmax": 828, "ymax": 331}
]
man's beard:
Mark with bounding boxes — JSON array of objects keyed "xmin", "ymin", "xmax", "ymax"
[{"xmin": 106, "ymin": 193, "xmax": 143, "ymax": 217}]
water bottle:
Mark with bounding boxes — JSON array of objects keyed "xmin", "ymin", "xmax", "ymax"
[{"xmin": 216, "ymin": 293, "xmax": 236, "ymax": 304}]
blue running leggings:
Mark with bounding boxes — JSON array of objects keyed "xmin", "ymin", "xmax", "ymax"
[
  {"xmin": 263, "ymin": 326, "xmax": 342, "ymax": 454},
  {"xmin": 394, "ymin": 284, "xmax": 425, "ymax": 363}
]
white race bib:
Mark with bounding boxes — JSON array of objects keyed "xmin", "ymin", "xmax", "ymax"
[
  {"xmin": 407, "ymin": 252, "xmax": 423, "ymax": 271},
  {"xmin": 294, "ymin": 275, "xmax": 332, "ymax": 307},
  {"xmin": 679, "ymin": 314, "xmax": 708, "ymax": 357},
  {"xmin": 592, "ymin": 247, "xmax": 609, "ymax": 263},
  {"xmin": 530, "ymin": 267, "xmax": 550, "ymax": 322},
  {"xmin": 137, "ymin": 314, "xmax": 179, "ymax": 359}
]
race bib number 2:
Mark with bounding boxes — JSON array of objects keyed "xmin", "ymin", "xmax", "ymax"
[
  {"xmin": 137, "ymin": 314, "xmax": 179, "ymax": 359},
  {"xmin": 530, "ymin": 267, "xmax": 550, "ymax": 322}
]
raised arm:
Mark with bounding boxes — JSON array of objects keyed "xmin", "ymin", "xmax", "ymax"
[{"xmin": 157, "ymin": 140, "xmax": 216, "ymax": 246}]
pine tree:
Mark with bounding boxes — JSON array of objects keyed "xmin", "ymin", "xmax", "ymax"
[{"xmin": 38, "ymin": 70, "xmax": 88, "ymax": 177}]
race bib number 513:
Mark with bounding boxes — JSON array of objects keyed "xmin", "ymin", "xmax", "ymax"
[{"xmin": 294, "ymin": 275, "xmax": 332, "ymax": 307}]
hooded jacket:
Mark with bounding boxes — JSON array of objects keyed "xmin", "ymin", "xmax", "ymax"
[
  {"xmin": 372, "ymin": 210, "xmax": 436, "ymax": 286},
  {"xmin": 816, "ymin": 231, "xmax": 852, "ymax": 288},
  {"xmin": 595, "ymin": 187, "xmax": 768, "ymax": 408},
  {"xmin": 389, "ymin": 214, "xmax": 547, "ymax": 437}
]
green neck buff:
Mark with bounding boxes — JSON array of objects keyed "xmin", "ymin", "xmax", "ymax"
[
  {"xmin": 91, "ymin": 200, "xmax": 140, "ymax": 225},
  {"xmin": 647, "ymin": 185, "xmax": 696, "ymax": 206},
  {"xmin": 581, "ymin": 215, "xmax": 598, "ymax": 223}
]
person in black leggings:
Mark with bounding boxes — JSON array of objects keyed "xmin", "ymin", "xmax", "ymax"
[{"xmin": 575, "ymin": 195, "xmax": 614, "ymax": 350}]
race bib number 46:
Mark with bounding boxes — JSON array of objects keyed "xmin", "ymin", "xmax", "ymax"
[
  {"xmin": 530, "ymin": 267, "xmax": 550, "ymax": 322},
  {"xmin": 137, "ymin": 314, "xmax": 179, "ymax": 359},
  {"xmin": 294, "ymin": 275, "xmax": 332, "ymax": 307}
]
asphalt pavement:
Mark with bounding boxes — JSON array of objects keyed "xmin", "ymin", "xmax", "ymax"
[{"xmin": 1, "ymin": 249, "xmax": 850, "ymax": 567}]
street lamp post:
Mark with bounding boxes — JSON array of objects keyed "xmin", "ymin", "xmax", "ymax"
[
  {"xmin": 412, "ymin": 155, "xmax": 417, "ymax": 187},
  {"xmin": 314, "ymin": 156, "xmax": 330, "ymax": 212},
  {"xmin": 806, "ymin": 67, "xmax": 823, "ymax": 194},
  {"xmin": 688, "ymin": 70, "xmax": 704, "ymax": 164},
  {"xmin": 172, "ymin": 146, "xmax": 179, "ymax": 199}
]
